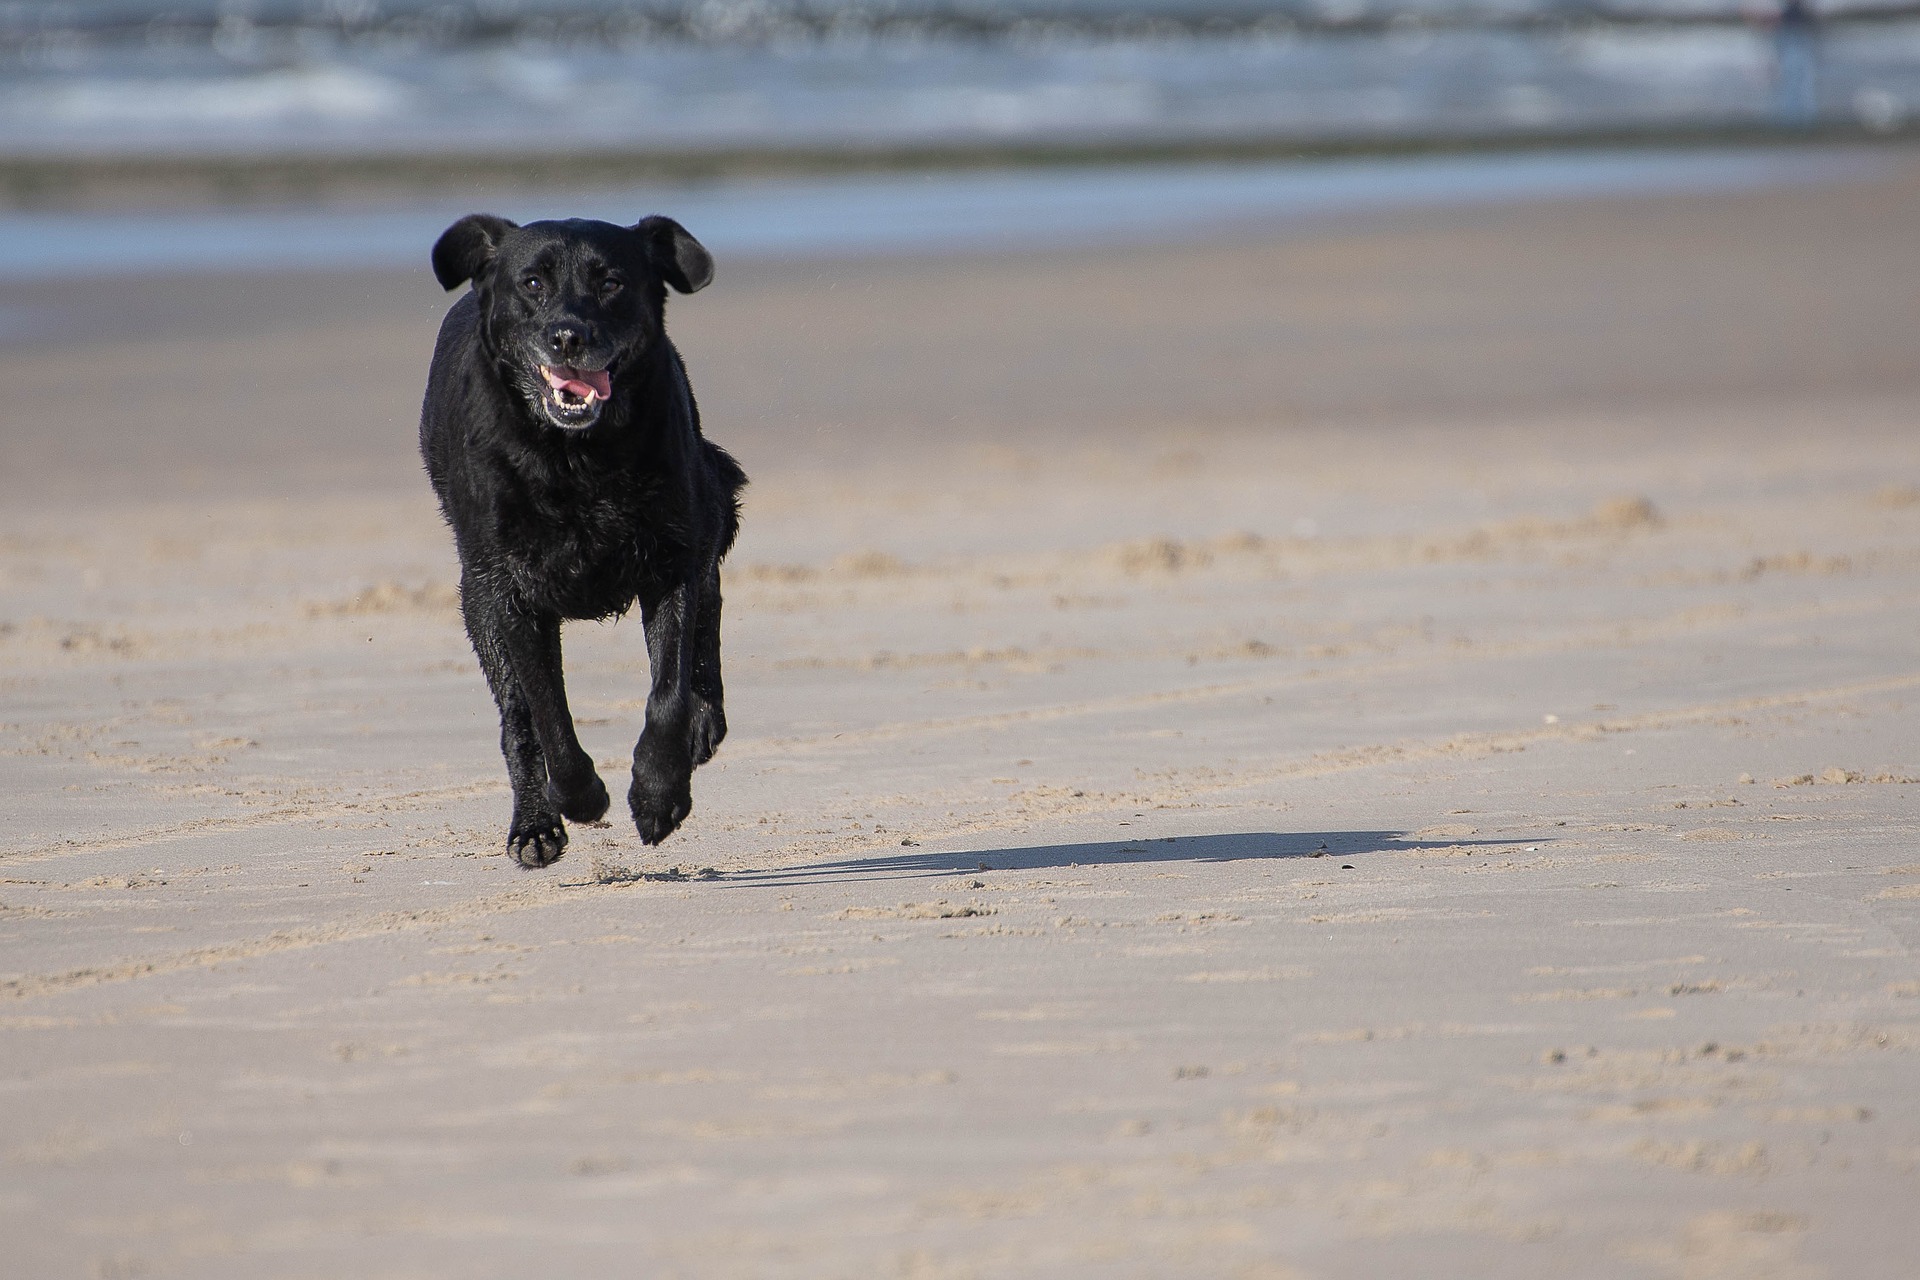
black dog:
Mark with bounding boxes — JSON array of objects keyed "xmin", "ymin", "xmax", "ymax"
[{"xmin": 420, "ymin": 213, "xmax": 745, "ymax": 868}]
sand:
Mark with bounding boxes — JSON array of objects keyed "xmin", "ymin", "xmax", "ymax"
[{"xmin": 4, "ymin": 160, "xmax": 1920, "ymax": 1278}]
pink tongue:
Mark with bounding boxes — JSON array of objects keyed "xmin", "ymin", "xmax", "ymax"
[{"xmin": 547, "ymin": 366, "xmax": 611, "ymax": 400}]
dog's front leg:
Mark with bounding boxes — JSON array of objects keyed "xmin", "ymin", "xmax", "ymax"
[
  {"xmin": 463, "ymin": 580, "xmax": 561, "ymax": 866},
  {"xmin": 498, "ymin": 608, "xmax": 611, "ymax": 830},
  {"xmin": 688, "ymin": 561, "xmax": 728, "ymax": 767},
  {"xmin": 631, "ymin": 579, "xmax": 696, "ymax": 844}
]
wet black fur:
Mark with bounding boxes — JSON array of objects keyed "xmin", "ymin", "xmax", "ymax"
[{"xmin": 420, "ymin": 213, "xmax": 745, "ymax": 867}]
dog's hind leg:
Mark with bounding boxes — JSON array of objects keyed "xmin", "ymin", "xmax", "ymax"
[
  {"xmin": 630, "ymin": 580, "xmax": 696, "ymax": 844},
  {"xmin": 462, "ymin": 578, "xmax": 568, "ymax": 867},
  {"xmin": 687, "ymin": 562, "xmax": 727, "ymax": 768}
]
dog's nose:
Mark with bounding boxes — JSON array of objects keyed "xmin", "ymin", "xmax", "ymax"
[{"xmin": 546, "ymin": 323, "xmax": 592, "ymax": 361}]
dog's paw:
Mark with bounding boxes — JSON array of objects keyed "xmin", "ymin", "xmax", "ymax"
[
  {"xmin": 629, "ymin": 773, "xmax": 693, "ymax": 846},
  {"xmin": 507, "ymin": 814, "xmax": 568, "ymax": 868},
  {"xmin": 545, "ymin": 771, "xmax": 610, "ymax": 824},
  {"xmin": 688, "ymin": 698, "xmax": 727, "ymax": 767}
]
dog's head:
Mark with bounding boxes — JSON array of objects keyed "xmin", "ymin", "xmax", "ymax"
[{"xmin": 431, "ymin": 213, "xmax": 713, "ymax": 431}]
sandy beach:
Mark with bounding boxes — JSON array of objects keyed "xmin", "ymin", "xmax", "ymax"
[{"xmin": 4, "ymin": 156, "xmax": 1920, "ymax": 1277}]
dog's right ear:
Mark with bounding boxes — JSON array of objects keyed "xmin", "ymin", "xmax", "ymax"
[{"xmin": 431, "ymin": 214, "xmax": 518, "ymax": 291}]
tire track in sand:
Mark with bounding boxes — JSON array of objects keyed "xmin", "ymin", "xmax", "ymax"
[
  {"xmin": 0, "ymin": 879, "xmax": 568, "ymax": 1002},
  {"xmin": 10, "ymin": 583, "xmax": 1915, "ymax": 868},
  {"xmin": 734, "ymin": 590, "xmax": 1920, "ymax": 758},
  {"xmin": 10, "ymin": 668, "xmax": 1912, "ymax": 1003}
]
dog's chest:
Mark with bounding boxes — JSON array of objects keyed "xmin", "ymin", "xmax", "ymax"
[{"xmin": 498, "ymin": 479, "xmax": 677, "ymax": 618}]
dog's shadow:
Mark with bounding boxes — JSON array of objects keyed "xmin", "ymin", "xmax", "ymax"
[{"xmin": 725, "ymin": 829, "xmax": 1528, "ymax": 886}]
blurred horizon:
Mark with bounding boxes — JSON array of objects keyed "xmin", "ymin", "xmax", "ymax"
[
  {"xmin": 0, "ymin": 145, "xmax": 1878, "ymax": 285},
  {"xmin": 4, "ymin": 0, "xmax": 1917, "ymax": 167}
]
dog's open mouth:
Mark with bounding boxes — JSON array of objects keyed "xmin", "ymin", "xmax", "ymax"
[{"xmin": 538, "ymin": 364, "xmax": 613, "ymax": 425}]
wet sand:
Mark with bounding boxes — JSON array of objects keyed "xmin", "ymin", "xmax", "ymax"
[{"xmin": 4, "ymin": 160, "xmax": 1920, "ymax": 1277}]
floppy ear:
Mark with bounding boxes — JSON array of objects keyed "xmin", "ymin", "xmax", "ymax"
[
  {"xmin": 635, "ymin": 215, "xmax": 714, "ymax": 294},
  {"xmin": 431, "ymin": 214, "xmax": 517, "ymax": 291}
]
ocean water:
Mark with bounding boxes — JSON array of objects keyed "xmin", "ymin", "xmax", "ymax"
[
  {"xmin": 2, "ymin": 0, "xmax": 1917, "ymax": 157},
  {"xmin": 0, "ymin": 145, "xmax": 1886, "ymax": 280}
]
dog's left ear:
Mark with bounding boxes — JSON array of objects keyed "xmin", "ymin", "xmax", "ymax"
[
  {"xmin": 432, "ymin": 214, "xmax": 518, "ymax": 291},
  {"xmin": 635, "ymin": 216, "xmax": 714, "ymax": 294}
]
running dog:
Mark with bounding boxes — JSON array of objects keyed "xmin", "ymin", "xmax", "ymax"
[{"xmin": 420, "ymin": 213, "xmax": 744, "ymax": 867}]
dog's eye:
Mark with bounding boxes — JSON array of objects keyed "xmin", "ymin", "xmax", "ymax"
[
  {"xmin": 522, "ymin": 275, "xmax": 545, "ymax": 295},
  {"xmin": 599, "ymin": 278, "xmax": 623, "ymax": 301}
]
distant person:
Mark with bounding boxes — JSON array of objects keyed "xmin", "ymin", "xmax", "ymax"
[{"xmin": 1773, "ymin": 0, "xmax": 1819, "ymax": 127}]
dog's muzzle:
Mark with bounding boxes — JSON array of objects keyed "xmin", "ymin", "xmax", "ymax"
[{"xmin": 535, "ymin": 363, "xmax": 612, "ymax": 428}]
